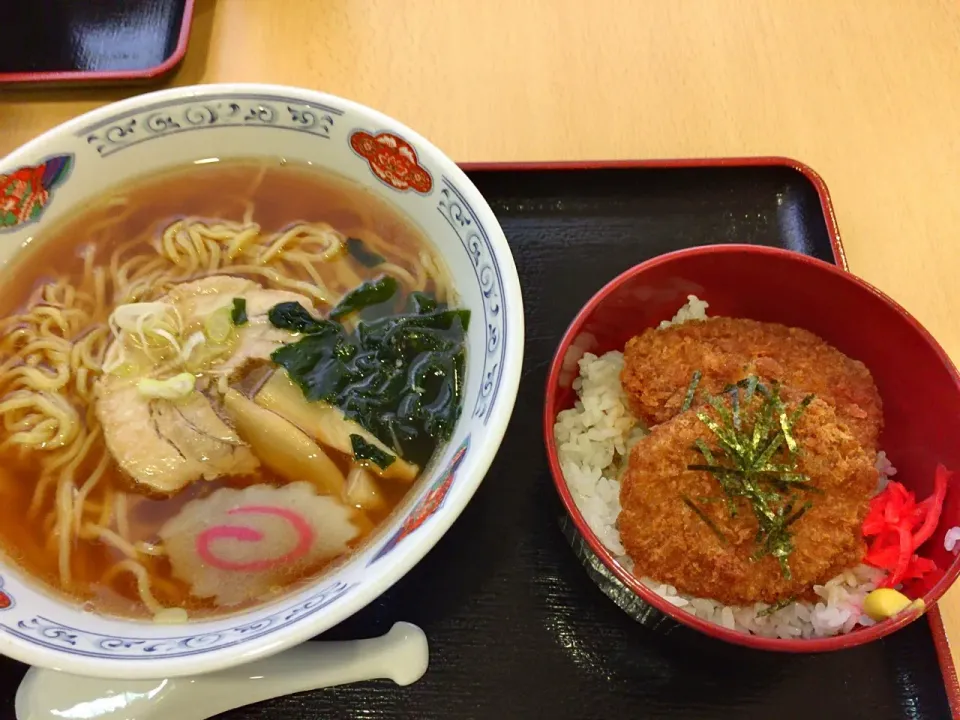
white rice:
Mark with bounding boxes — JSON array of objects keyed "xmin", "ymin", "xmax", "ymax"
[
  {"xmin": 944, "ymin": 527, "xmax": 960, "ymax": 554},
  {"xmin": 555, "ymin": 295, "xmax": 889, "ymax": 639}
]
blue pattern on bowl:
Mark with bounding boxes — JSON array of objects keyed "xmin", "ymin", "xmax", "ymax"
[
  {"xmin": 1, "ymin": 582, "xmax": 355, "ymax": 659},
  {"xmin": 78, "ymin": 94, "xmax": 344, "ymax": 158},
  {"xmin": 0, "ymin": 92, "xmax": 510, "ymax": 660}
]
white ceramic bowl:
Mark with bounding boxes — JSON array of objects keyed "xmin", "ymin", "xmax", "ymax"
[{"xmin": 0, "ymin": 84, "xmax": 524, "ymax": 678}]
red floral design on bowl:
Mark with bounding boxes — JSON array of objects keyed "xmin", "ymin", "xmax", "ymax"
[
  {"xmin": 0, "ymin": 155, "xmax": 72, "ymax": 230},
  {"xmin": 350, "ymin": 131, "xmax": 433, "ymax": 194}
]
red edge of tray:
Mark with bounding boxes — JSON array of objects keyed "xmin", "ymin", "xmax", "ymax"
[
  {"xmin": 0, "ymin": 0, "xmax": 195, "ymax": 86},
  {"xmin": 458, "ymin": 156, "xmax": 960, "ymax": 715}
]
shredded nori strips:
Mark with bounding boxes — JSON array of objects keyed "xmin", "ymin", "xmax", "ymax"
[{"xmin": 688, "ymin": 376, "xmax": 817, "ymax": 579}]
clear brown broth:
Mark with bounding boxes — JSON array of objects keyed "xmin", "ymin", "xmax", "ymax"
[{"xmin": 0, "ymin": 159, "xmax": 442, "ymax": 618}]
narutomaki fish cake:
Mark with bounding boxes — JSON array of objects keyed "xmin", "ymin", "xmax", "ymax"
[
  {"xmin": 618, "ymin": 392, "xmax": 878, "ymax": 606},
  {"xmin": 619, "ymin": 317, "xmax": 883, "ymax": 451}
]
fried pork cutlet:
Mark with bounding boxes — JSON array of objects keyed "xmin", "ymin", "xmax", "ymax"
[
  {"xmin": 618, "ymin": 395, "xmax": 877, "ymax": 606},
  {"xmin": 619, "ymin": 317, "xmax": 883, "ymax": 452}
]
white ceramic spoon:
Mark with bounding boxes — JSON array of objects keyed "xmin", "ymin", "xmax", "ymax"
[{"xmin": 15, "ymin": 622, "xmax": 428, "ymax": 720}]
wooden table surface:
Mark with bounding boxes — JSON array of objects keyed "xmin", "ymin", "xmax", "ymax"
[{"xmin": 3, "ymin": 0, "xmax": 960, "ymax": 682}]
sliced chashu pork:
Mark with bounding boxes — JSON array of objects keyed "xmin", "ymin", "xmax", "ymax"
[
  {"xmin": 96, "ymin": 275, "xmax": 318, "ymax": 493},
  {"xmin": 96, "ymin": 383, "xmax": 259, "ymax": 493},
  {"xmin": 164, "ymin": 275, "xmax": 313, "ymax": 380}
]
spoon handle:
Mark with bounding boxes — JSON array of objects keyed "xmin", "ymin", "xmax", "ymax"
[
  {"xmin": 16, "ymin": 623, "xmax": 429, "ymax": 720},
  {"xmin": 185, "ymin": 622, "xmax": 429, "ymax": 717}
]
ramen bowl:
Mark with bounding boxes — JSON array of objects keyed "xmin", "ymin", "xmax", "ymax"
[
  {"xmin": 0, "ymin": 85, "xmax": 523, "ymax": 677},
  {"xmin": 544, "ymin": 244, "xmax": 960, "ymax": 652}
]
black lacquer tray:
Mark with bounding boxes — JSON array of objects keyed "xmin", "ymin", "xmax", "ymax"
[
  {"xmin": 0, "ymin": 159, "xmax": 953, "ymax": 720},
  {"xmin": 0, "ymin": 0, "xmax": 194, "ymax": 86}
]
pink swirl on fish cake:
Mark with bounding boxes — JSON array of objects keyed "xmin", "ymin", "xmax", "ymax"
[{"xmin": 196, "ymin": 505, "xmax": 314, "ymax": 572}]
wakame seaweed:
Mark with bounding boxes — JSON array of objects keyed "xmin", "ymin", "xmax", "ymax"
[
  {"xmin": 345, "ymin": 237, "xmax": 386, "ymax": 268},
  {"xmin": 268, "ymin": 301, "xmax": 327, "ymax": 334},
  {"xmin": 407, "ymin": 291, "xmax": 438, "ymax": 314},
  {"xmin": 231, "ymin": 298, "xmax": 248, "ymax": 326},
  {"xmin": 329, "ymin": 275, "xmax": 398, "ymax": 320},
  {"xmin": 269, "ymin": 288, "xmax": 469, "ymax": 466},
  {"xmin": 350, "ymin": 434, "xmax": 396, "ymax": 470}
]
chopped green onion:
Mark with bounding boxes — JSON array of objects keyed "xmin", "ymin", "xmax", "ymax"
[
  {"xmin": 137, "ymin": 373, "xmax": 196, "ymax": 400},
  {"xmin": 204, "ymin": 306, "xmax": 234, "ymax": 344}
]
